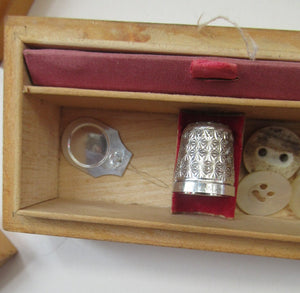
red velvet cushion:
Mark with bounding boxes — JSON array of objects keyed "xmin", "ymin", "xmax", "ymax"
[
  {"xmin": 24, "ymin": 48, "xmax": 300, "ymax": 101},
  {"xmin": 172, "ymin": 110, "xmax": 245, "ymax": 218}
]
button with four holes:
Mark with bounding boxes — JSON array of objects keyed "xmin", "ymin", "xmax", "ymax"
[{"xmin": 237, "ymin": 171, "xmax": 292, "ymax": 216}]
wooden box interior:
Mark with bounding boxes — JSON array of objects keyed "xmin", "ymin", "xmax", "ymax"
[
  {"xmin": 3, "ymin": 16, "xmax": 300, "ymax": 259},
  {"xmin": 18, "ymin": 54, "xmax": 300, "ymax": 245}
]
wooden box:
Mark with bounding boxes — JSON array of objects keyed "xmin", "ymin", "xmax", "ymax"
[
  {"xmin": 0, "ymin": 230, "xmax": 17, "ymax": 267},
  {"xmin": 0, "ymin": 0, "xmax": 34, "ymax": 61},
  {"xmin": 3, "ymin": 16, "xmax": 300, "ymax": 259}
]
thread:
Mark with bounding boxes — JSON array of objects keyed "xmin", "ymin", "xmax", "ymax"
[
  {"xmin": 197, "ymin": 15, "xmax": 258, "ymax": 60},
  {"xmin": 128, "ymin": 163, "xmax": 170, "ymax": 189}
]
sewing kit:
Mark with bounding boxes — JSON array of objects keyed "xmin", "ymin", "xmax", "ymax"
[{"xmin": 3, "ymin": 16, "xmax": 300, "ymax": 259}]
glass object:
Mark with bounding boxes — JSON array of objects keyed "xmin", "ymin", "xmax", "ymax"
[{"xmin": 61, "ymin": 118, "xmax": 132, "ymax": 177}]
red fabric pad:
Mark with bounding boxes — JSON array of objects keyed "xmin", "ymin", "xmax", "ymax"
[
  {"xmin": 24, "ymin": 49, "xmax": 300, "ymax": 101},
  {"xmin": 190, "ymin": 59, "xmax": 238, "ymax": 80},
  {"xmin": 172, "ymin": 111, "xmax": 245, "ymax": 218}
]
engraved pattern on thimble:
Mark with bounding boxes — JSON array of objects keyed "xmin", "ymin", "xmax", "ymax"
[{"xmin": 173, "ymin": 122, "xmax": 235, "ymax": 196}]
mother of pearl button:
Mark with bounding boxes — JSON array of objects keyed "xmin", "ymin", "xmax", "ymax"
[{"xmin": 237, "ymin": 171, "xmax": 292, "ymax": 216}]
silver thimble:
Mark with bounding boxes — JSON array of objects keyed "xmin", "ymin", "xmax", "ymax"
[{"xmin": 173, "ymin": 122, "xmax": 235, "ymax": 197}]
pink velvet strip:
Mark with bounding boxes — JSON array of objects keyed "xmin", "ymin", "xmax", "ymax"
[{"xmin": 24, "ymin": 49, "xmax": 300, "ymax": 100}]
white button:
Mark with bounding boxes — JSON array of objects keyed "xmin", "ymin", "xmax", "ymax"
[
  {"xmin": 243, "ymin": 126, "xmax": 300, "ymax": 179},
  {"xmin": 290, "ymin": 176, "xmax": 300, "ymax": 218},
  {"xmin": 237, "ymin": 171, "xmax": 292, "ymax": 216}
]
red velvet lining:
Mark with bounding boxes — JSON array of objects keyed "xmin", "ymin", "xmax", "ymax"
[
  {"xmin": 24, "ymin": 49, "xmax": 300, "ymax": 101},
  {"xmin": 172, "ymin": 110, "xmax": 245, "ymax": 218}
]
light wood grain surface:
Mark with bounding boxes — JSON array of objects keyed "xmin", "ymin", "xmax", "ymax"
[{"xmin": 0, "ymin": 0, "xmax": 33, "ymax": 61}]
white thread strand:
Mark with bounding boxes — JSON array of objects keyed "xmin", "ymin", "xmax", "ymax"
[
  {"xmin": 128, "ymin": 163, "xmax": 170, "ymax": 189},
  {"xmin": 197, "ymin": 15, "xmax": 258, "ymax": 60}
]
